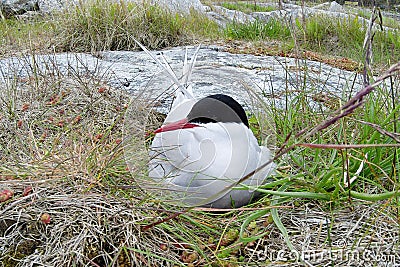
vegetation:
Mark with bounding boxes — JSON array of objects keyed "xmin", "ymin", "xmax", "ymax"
[
  {"xmin": 2, "ymin": 0, "xmax": 398, "ymax": 70},
  {"xmin": 225, "ymin": 19, "xmax": 291, "ymax": 41},
  {"xmin": 221, "ymin": 1, "xmax": 276, "ymax": 13},
  {"xmin": 0, "ymin": 17, "xmax": 53, "ymax": 55},
  {"xmin": 0, "ymin": 0, "xmax": 399, "ymax": 266},
  {"xmin": 299, "ymin": 15, "xmax": 400, "ymax": 67},
  {"xmin": 0, "ymin": 1, "xmax": 219, "ymax": 55},
  {"xmin": 225, "ymin": 15, "xmax": 399, "ymax": 70},
  {"xmin": 54, "ymin": 0, "xmax": 219, "ymax": 52}
]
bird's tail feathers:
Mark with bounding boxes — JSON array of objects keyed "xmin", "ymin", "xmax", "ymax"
[
  {"xmin": 134, "ymin": 39, "xmax": 200, "ymax": 101},
  {"xmin": 134, "ymin": 39, "xmax": 181, "ymax": 86},
  {"xmin": 181, "ymin": 45, "xmax": 201, "ymax": 94}
]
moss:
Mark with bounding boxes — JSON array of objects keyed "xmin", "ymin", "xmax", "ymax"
[
  {"xmin": 1, "ymin": 221, "xmax": 41, "ymax": 267},
  {"xmin": 220, "ymin": 229, "xmax": 239, "ymax": 247}
]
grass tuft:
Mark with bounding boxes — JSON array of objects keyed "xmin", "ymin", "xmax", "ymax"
[
  {"xmin": 296, "ymin": 15, "xmax": 400, "ymax": 68},
  {"xmin": 221, "ymin": 2, "xmax": 276, "ymax": 13},
  {"xmin": 53, "ymin": 0, "xmax": 219, "ymax": 52},
  {"xmin": 225, "ymin": 13, "xmax": 399, "ymax": 69},
  {"xmin": 0, "ymin": 17, "xmax": 53, "ymax": 56},
  {"xmin": 225, "ymin": 19, "xmax": 291, "ymax": 41}
]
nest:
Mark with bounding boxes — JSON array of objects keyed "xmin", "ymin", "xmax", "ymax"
[
  {"xmin": 246, "ymin": 202, "xmax": 399, "ymax": 266},
  {"xmin": 1, "ymin": 183, "xmax": 399, "ymax": 266},
  {"xmin": 0, "ymin": 181, "xmax": 184, "ymax": 266}
]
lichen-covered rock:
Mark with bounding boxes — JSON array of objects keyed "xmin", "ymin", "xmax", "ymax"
[
  {"xmin": 0, "ymin": 46, "xmax": 363, "ymax": 113},
  {"xmin": 329, "ymin": 1, "xmax": 345, "ymax": 13},
  {"xmin": 1, "ymin": 0, "xmax": 38, "ymax": 17},
  {"xmin": 146, "ymin": 0, "xmax": 205, "ymax": 14},
  {"xmin": 37, "ymin": 0, "xmax": 70, "ymax": 13},
  {"xmin": 212, "ymin": 5, "xmax": 255, "ymax": 24},
  {"xmin": 2, "ymin": 0, "xmax": 206, "ymax": 17}
]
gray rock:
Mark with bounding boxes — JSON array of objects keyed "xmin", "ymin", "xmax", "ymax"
[
  {"xmin": 0, "ymin": 46, "xmax": 363, "ymax": 113},
  {"xmin": 251, "ymin": 10, "xmax": 290, "ymax": 23},
  {"xmin": 37, "ymin": 0, "xmax": 69, "ymax": 13},
  {"xmin": 312, "ymin": 1, "xmax": 332, "ymax": 10},
  {"xmin": 212, "ymin": 5, "xmax": 255, "ymax": 24},
  {"xmin": 208, "ymin": 1, "xmax": 396, "ymax": 33},
  {"xmin": 146, "ymin": 0, "xmax": 205, "ymax": 14},
  {"xmin": 1, "ymin": 0, "xmax": 38, "ymax": 17},
  {"xmin": 3, "ymin": 0, "xmax": 206, "ymax": 17},
  {"xmin": 206, "ymin": 10, "xmax": 230, "ymax": 27},
  {"xmin": 329, "ymin": 1, "xmax": 345, "ymax": 13}
]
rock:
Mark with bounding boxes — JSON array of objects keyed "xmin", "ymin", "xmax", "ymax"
[
  {"xmin": 1, "ymin": 0, "xmax": 38, "ymax": 17},
  {"xmin": 208, "ymin": 1, "xmax": 395, "ymax": 34},
  {"xmin": 146, "ymin": 0, "xmax": 205, "ymax": 14},
  {"xmin": 312, "ymin": 2, "xmax": 332, "ymax": 10},
  {"xmin": 3, "ymin": 0, "xmax": 206, "ymax": 17},
  {"xmin": 0, "ymin": 46, "xmax": 363, "ymax": 113},
  {"xmin": 251, "ymin": 10, "xmax": 289, "ymax": 23},
  {"xmin": 206, "ymin": 10, "xmax": 230, "ymax": 27},
  {"xmin": 37, "ymin": 0, "xmax": 70, "ymax": 13},
  {"xmin": 212, "ymin": 5, "xmax": 255, "ymax": 24},
  {"xmin": 329, "ymin": 1, "xmax": 345, "ymax": 13},
  {"xmin": 211, "ymin": 2, "xmax": 348, "ymax": 26}
]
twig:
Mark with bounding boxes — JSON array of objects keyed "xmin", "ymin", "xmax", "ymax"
[
  {"xmin": 362, "ymin": 6, "xmax": 377, "ymax": 86},
  {"xmin": 193, "ymin": 205, "xmax": 293, "ymax": 212},
  {"xmin": 296, "ymin": 143, "xmax": 400, "ymax": 149},
  {"xmin": 354, "ymin": 119, "xmax": 400, "ymax": 143},
  {"xmin": 141, "ymin": 208, "xmax": 189, "ymax": 231}
]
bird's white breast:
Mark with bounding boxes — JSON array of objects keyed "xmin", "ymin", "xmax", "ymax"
[{"xmin": 149, "ymin": 122, "xmax": 275, "ymax": 207}]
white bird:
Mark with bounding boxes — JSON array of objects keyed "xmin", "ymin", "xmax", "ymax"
[{"xmin": 137, "ymin": 42, "xmax": 275, "ymax": 208}]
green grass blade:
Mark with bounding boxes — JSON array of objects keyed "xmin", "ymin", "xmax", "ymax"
[
  {"xmin": 256, "ymin": 188, "xmax": 331, "ymax": 200},
  {"xmin": 239, "ymin": 209, "xmax": 270, "ymax": 243},
  {"xmin": 350, "ymin": 190, "xmax": 400, "ymax": 201}
]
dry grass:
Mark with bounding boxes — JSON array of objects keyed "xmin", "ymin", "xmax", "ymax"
[
  {"xmin": 53, "ymin": 0, "xmax": 219, "ymax": 53},
  {"xmin": 245, "ymin": 201, "xmax": 400, "ymax": 266},
  {"xmin": 0, "ymin": 56, "xmax": 129, "ymax": 182},
  {"xmin": 1, "ymin": 181, "xmax": 399, "ymax": 266},
  {"xmin": 0, "ymin": 54, "xmax": 178, "ymax": 266}
]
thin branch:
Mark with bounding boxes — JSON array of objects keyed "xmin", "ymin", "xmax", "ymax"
[{"xmin": 296, "ymin": 143, "xmax": 400, "ymax": 149}]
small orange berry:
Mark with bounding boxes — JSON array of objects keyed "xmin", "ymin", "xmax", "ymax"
[
  {"xmin": 160, "ymin": 244, "xmax": 168, "ymax": 251},
  {"xmin": 72, "ymin": 115, "xmax": 81, "ymax": 124},
  {"xmin": 0, "ymin": 189, "xmax": 13, "ymax": 202},
  {"xmin": 22, "ymin": 103, "xmax": 30, "ymax": 111},
  {"xmin": 23, "ymin": 186, "xmax": 32, "ymax": 196},
  {"xmin": 39, "ymin": 132, "xmax": 47, "ymax": 142},
  {"xmin": 41, "ymin": 213, "xmax": 51, "ymax": 224}
]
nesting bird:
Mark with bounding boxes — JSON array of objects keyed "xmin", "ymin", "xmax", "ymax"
[{"xmin": 138, "ymin": 42, "xmax": 275, "ymax": 208}]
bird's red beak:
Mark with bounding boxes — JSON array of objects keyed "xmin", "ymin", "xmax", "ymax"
[{"xmin": 154, "ymin": 118, "xmax": 200, "ymax": 133}]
